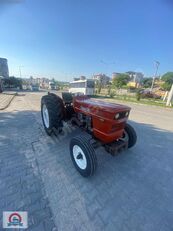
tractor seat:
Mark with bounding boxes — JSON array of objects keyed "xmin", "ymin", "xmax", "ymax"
[{"xmin": 62, "ymin": 92, "xmax": 73, "ymax": 104}]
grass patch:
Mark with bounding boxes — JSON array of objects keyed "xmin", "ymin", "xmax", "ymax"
[{"xmin": 91, "ymin": 94, "xmax": 173, "ymax": 108}]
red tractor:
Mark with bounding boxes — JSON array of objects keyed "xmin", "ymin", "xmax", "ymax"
[{"xmin": 41, "ymin": 92, "xmax": 137, "ymax": 177}]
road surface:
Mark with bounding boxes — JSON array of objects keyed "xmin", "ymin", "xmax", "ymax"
[{"xmin": 0, "ymin": 91, "xmax": 173, "ymax": 231}]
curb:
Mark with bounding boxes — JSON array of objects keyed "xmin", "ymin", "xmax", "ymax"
[{"xmin": 0, "ymin": 93, "xmax": 16, "ymax": 110}]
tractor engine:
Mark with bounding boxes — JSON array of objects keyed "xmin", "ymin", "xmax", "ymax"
[
  {"xmin": 76, "ymin": 113, "xmax": 92, "ymax": 132},
  {"xmin": 73, "ymin": 95, "xmax": 131, "ymax": 144}
]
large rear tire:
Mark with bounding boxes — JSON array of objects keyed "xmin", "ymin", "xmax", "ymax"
[
  {"xmin": 41, "ymin": 94, "xmax": 64, "ymax": 135},
  {"xmin": 70, "ymin": 135, "xmax": 97, "ymax": 177},
  {"xmin": 123, "ymin": 123, "xmax": 137, "ymax": 148}
]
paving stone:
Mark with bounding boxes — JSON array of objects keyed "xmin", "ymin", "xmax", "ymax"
[
  {"xmin": 1, "ymin": 92, "xmax": 173, "ymax": 231},
  {"xmin": 0, "ymin": 95, "xmax": 56, "ymax": 231}
]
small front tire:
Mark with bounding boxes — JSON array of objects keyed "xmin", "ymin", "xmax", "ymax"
[
  {"xmin": 70, "ymin": 135, "xmax": 97, "ymax": 177},
  {"xmin": 124, "ymin": 123, "xmax": 137, "ymax": 148}
]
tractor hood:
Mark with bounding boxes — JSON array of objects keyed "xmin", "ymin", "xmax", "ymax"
[
  {"xmin": 73, "ymin": 96, "xmax": 131, "ymax": 115},
  {"xmin": 87, "ymin": 98, "xmax": 131, "ymax": 113}
]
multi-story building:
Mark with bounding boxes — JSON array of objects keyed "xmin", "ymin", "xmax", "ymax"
[
  {"xmin": 0, "ymin": 58, "xmax": 9, "ymax": 78},
  {"xmin": 93, "ymin": 74, "xmax": 110, "ymax": 86},
  {"xmin": 39, "ymin": 77, "xmax": 50, "ymax": 89},
  {"xmin": 112, "ymin": 71, "xmax": 144, "ymax": 84},
  {"xmin": 73, "ymin": 76, "xmax": 86, "ymax": 81},
  {"xmin": 21, "ymin": 77, "xmax": 50, "ymax": 89},
  {"xmin": 126, "ymin": 71, "xmax": 144, "ymax": 84}
]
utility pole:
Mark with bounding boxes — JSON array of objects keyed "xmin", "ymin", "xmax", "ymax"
[
  {"xmin": 166, "ymin": 84, "xmax": 173, "ymax": 106},
  {"xmin": 151, "ymin": 61, "xmax": 160, "ymax": 92},
  {"xmin": 19, "ymin": 66, "xmax": 24, "ymax": 78}
]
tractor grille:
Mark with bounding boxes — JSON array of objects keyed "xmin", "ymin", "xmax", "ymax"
[{"xmin": 116, "ymin": 111, "xmax": 129, "ymax": 120}]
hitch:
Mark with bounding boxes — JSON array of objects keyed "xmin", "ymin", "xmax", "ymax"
[{"xmin": 104, "ymin": 140, "xmax": 128, "ymax": 156}]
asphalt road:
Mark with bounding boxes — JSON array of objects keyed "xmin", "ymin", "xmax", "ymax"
[{"xmin": 1, "ymin": 91, "xmax": 173, "ymax": 231}]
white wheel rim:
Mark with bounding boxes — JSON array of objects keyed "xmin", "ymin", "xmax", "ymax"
[
  {"xmin": 120, "ymin": 130, "xmax": 129, "ymax": 142},
  {"xmin": 43, "ymin": 104, "xmax": 49, "ymax": 128},
  {"xmin": 73, "ymin": 145, "xmax": 87, "ymax": 170}
]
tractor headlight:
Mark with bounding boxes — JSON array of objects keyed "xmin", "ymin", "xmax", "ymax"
[
  {"xmin": 125, "ymin": 111, "xmax": 129, "ymax": 117},
  {"xmin": 115, "ymin": 113, "xmax": 120, "ymax": 119}
]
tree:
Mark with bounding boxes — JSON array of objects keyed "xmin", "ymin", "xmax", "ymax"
[
  {"xmin": 95, "ymin": 80, "xmax": 102, "ymax": 94},
  {"xmin": 161, "ymin": 72, "xmax": 173, "ymax": 91},
  {"xmin": 142, "ymin": 78, "xmax": 152, "ymax": 88},
  {"xmin": 162, "ymin": 82, "xmax": 172, "ymax": 91},
  {"xmin": 3, "ymin": 77, "xmax": 22, "ymax": 89},
  {"xmin": 112, "ymin": 74, "xmax": 130, "ymax": 89}
]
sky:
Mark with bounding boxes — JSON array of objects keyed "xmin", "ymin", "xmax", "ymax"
[{"xmin": 0, "ymin": 0, "xmax": 173, "ymax": 81}]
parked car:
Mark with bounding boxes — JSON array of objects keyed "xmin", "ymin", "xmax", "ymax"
[{"xmin": 30, "ymin": 84, "xmax": 39, "ymax": 91}]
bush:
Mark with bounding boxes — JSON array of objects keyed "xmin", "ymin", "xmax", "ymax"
[
  {"xmin": 142, "ymin": 78, "xmax": 152, "ymax": 88},
  {"xmin": 136, "ymin": 90, "xmax": 141, "ymax": 101},
  {"xmin": 4, "ymin": 77, "xmax": 22, "ymax": 89},
  {"xmin": 107, "ymin": 86, "xmax": 111, "ymax": 96},
  {"xmin": 123, "ymin": 95, "xmax": 127, "ymax": 100},
  {"xmin": 109, "ymin": 91, "xmax": 115, "ymax": 98},
  {"xmin": 112, "ymin": 74, "xmax": 130, "ymax": 89},
  {"xmin": 98, "ymin": 84, "xmax": 102, "ymax": 94}
]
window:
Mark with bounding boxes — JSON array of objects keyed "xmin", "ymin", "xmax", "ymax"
[
  {"xmin": 70, "ymin": 82, "xmax": 85, "ymax": 88},
  {"xmin": 87, "ymin": 81, "xmax": 94, "ymax": 88},
  {"xmin": 79, "ymin": 82, "xmax": 85, "ymax": 88}
]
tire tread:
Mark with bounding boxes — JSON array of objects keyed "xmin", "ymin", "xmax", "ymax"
[{"xmin": 70, "ymin": 134, "xmax": 97, "ymax": 177}]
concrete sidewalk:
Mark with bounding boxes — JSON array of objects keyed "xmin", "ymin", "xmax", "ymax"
[{"xmin": 0, "ymin": 93, "xmax": 16, "ymax": 110}]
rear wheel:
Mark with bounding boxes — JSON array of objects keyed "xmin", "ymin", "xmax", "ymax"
[
  {"xmin": 41, "ymin": 94, "xmax": 64, "ymax": 135},
  {"xmin": 70, "ymin": 135, "xmax": 97, "ymax": 177},
  {"xmin": 122, "ymin": 123, "xmax": 137, "ymax": 148}
]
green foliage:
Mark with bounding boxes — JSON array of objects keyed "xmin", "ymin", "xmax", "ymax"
[
  {"xmin": 142, "ymin": 78, "xmax": 152, "ymax": 88},
  {"xmin": 4, "ymin": 77, "xmax": 22, "ymax": 89},
  {"xmin": 107, "ymin": 85, "xmax": 111, "ymax": 95},
  {"xmin": 123, "ymin": 95, "xmax": 127, "ymax": 100},
  {"xmin": 161, "ymin": 72, "xmax": 173, "ymax": 83},
  {"xmin": 95, "ymin": 80, "xmax": 102, "ymax": 94},
  {"xmin": 21, "ymin": 79, "xmax": 29, "ymax": 85},
  {"xmin": 95, "ymin": 80, "xmax": 99, "ymax": 88},
  {"xmin": 136, "ymin": 90, "xmax": 141, "ymax": 101},
  {"xmin": 109, "ymin": 91, "xmax": 115, "ymax": 98},
  {"xmin": 106, "ymin": 83, "xmax": 116, "ymax": 98},
  {"xmin": 161, "ymin": 72, "xmax": 173, "ymax": 91},
  {"xmin": 162, "ymin": 82, "xmax": 172, "ymax": 91},
  {"xmin": 53, "ymin": 80, "xmax": 68, "ymax": 90},
  {"xmin": 98, "ymin": 83, "xmax": 102, "ymax": 94},
  {"xmin": 121, "ymin": 85, "xmax": 128, "ymax": 89},
  {"xmin": 112, "ymin": 74, "xmax": 130, "ymax": 89}
]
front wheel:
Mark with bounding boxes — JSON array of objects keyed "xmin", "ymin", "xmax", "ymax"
[
  {"xmin": 70, "ymin": 135, "xmax": 97, "ymax": 177},
  {"xmin": 122, "ymin": 123, "xmax": 137, "ymax": 148}
]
